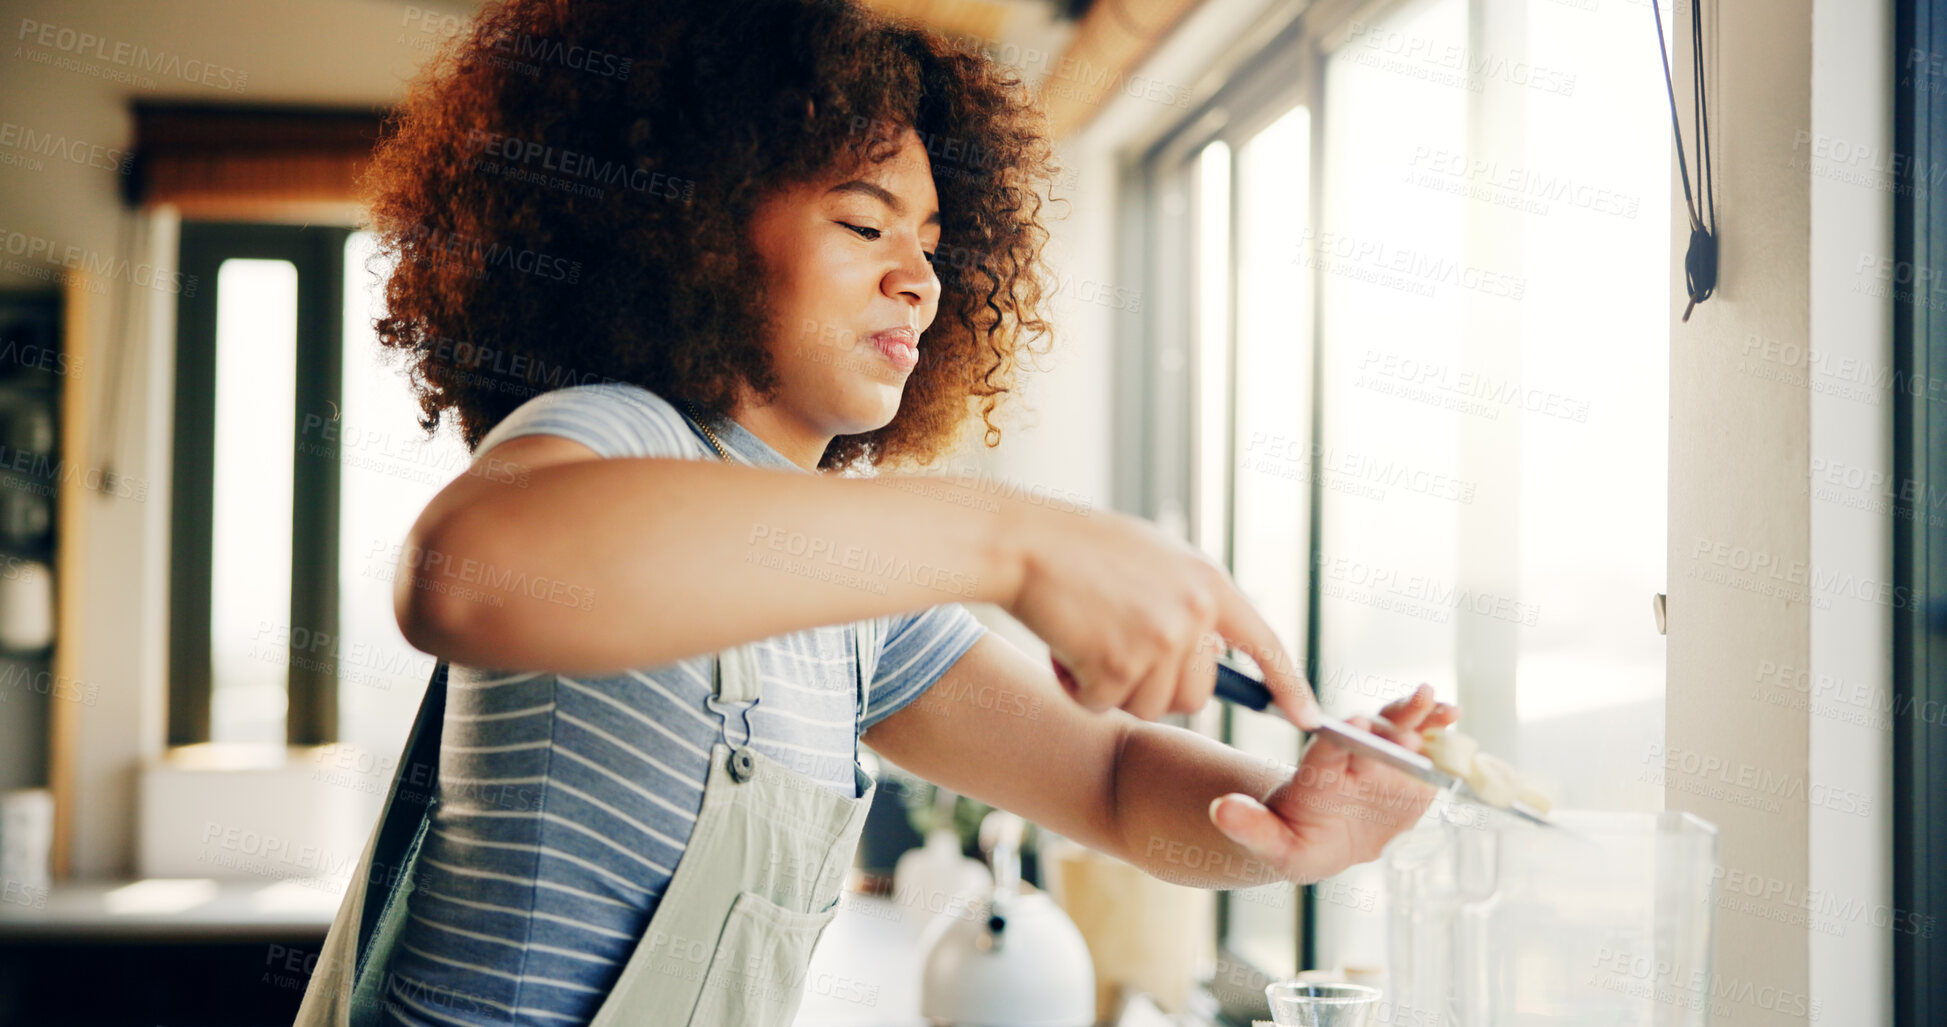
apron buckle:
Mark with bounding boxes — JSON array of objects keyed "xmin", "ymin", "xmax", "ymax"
[
  {"xmin": 706, "ymin": 694, "xmax": 760, "ymax": 787},
  {"xmin": 728, "ymin": 746, "xmax": 757, "ymax": 783}
]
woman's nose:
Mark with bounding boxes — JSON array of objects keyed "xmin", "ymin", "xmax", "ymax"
[{"xmin": 884, "ymin": 246, "xmax": 940, "ymax": 308}]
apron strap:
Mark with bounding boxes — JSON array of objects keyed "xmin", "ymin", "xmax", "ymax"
[
  {"xmin": 713, "ymin": 618, "xmax": 880, "ymax": 790},
  {"xmin": 712, "ymin": 644, "xmax": 764, "ymax": 704},
  {"xmin": 716, "ymin": 616, "xmax": 881, "ymax": 709},
  {"xmin": 354, "ymin": 659, "xmax": 448, "ymax": 969},
  {"xmin": 852, "ymin": 617, "xmax": 880, "ymax": 779},
  {"xmin": 853, "ymin": 617, "xmax": 880, "ymax": 723}
]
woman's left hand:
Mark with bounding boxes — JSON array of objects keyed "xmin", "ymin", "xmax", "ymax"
[{"xmin": 1206, "ymin": 686, "xmax": 1460, "ymax": 885}]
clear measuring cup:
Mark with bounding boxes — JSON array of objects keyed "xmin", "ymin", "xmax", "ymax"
[{"xmin": 1264, "ymin": 982, "xmax": 1382, "ymax": 1026}]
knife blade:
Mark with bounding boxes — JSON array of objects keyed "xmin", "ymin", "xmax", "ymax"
[{"xmin": 1212, "ymin": 655, "xmax": 1556, "ymax": 828}]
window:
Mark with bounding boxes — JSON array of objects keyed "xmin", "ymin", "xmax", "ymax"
[
  {"xmin": 171, "ymin": 225, "xmax": 458, "ymax": 761},
  {"xmin": 337, "ymin": 230, "xmax": 469, "ymax": 758},
  {"xmin": 1132, "ymin": 0, "xmax": 1672, "ymax": 980},
  {"xmin": 208, "ymin": 258, "xmax": 301, "ymax": 745}
]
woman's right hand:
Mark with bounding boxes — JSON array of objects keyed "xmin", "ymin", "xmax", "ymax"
[{"xmin": 995, "ymin": 497, "xmax": 1321, "ymax": 728}]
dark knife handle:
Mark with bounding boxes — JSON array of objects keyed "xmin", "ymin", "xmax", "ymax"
[{"xmin": 1213, "ymin": 656, "xmax": 1275, "ymax": 712}]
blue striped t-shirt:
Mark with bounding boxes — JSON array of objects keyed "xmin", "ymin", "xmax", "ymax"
[{"xmin": 376, "ymin": 383, "xmax": 988, "ymax": 1026}]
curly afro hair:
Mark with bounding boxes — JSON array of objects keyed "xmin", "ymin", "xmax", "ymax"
[{"xmin": 361, "ymin": 0, "xmax": 1063, "ymax": 472}]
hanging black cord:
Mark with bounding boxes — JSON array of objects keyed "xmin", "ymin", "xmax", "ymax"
[
  {"xmin": 1654, "ymin": 0, "xmax": 1701, "ymax": 232},
  {"xmin": 1654, "ymin": 0, "xmax": 1718, "ymax": 321},
  {"xmin": 1692, "ymin": 0, "xmax": 1715, "ymax": 235}
]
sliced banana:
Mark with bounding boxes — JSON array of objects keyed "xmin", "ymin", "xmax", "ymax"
[
  {"xmin": 1515, "ymin": 781, "xmax": 1554, "ymax": 816},
  {"xmin": 1421, "ymin": 726, "xmax": 1478, "ymax": 779},
  {"xmin": 1465, "ymin": 752, "xmax": 1520, "ymax": 807},
  {"xmin": 1420, "ymin": 726, "xmax": 1553, "ymax": 814}
]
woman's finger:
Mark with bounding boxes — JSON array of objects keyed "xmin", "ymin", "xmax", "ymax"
[
  {"xmin": 1124, "ymin": 652, "xmax": 1177, "ymax": 721},
  {"xmin": 1208, "ymin": 792, "xmax": 1302, "ymax": 879},
  {"xmin": 1050, "ymin": 654, "xmax": 1079, "ymax": 696},
  {"xmin": 1064, "ymin": 651, "xmax": 1134, "ymax": 711},
  {"xmin": 1423, "ymin": 702, "xmax": 1461, "ymax": 729},
  {"xmin": 1213, "ymin": 584, "xmax": 1319, "ymax": 730},
  {"xmin": 1302, "ymin": 727, "xmax": 1353, "ymax": 782},
  {"xmin": 1350, "ymin": 712, "xmax": 1422, "ymax": 753},
  {"xmin": 1171, "ymin": 630, "xmax": 1218, "ymax": 715},
  {"xmin": 1379, "ymin": 685, "xmax": 1437, "ymax": 733}
]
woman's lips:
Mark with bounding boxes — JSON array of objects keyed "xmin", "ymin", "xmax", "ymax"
[{"xmin": 869, "ymin": 327, "xmax": 919, "ymax": 372}]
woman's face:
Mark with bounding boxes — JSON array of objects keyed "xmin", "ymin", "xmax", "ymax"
[{"xmin": 744, "ymin": 128, "xmax": 942, "ymax": 444}]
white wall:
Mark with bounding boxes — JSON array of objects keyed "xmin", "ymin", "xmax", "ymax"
[
  {"xmin": 1663, "ymin": 1, "xmax": 1816, "ymax": 1019},
  {"xmin": 1667, "ymin": 0, "xmax": 1898, "ymax": 1022}
]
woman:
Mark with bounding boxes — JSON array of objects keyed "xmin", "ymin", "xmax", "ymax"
[{"xmin": 312, "ymin": 0, "xmax": 1459, "ymax": 1024}]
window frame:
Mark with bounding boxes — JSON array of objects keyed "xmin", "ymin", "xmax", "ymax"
[
  {"xmin": 169, "ymin": 221, "xmax": 352, "ymax": 747},
  {"xmin": 1125, "ymin": 3, "xmax": 1341, "ymax": 993},
  {"xmin": 1124, "ymin": 0, "xmax": 1576, "ymax": 1001},
  {"xmin": 1892, "ymin": 1, "xmax": 1947, "ymax": 1022}
]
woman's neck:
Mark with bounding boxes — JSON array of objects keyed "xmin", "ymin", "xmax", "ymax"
[{"xmin": 726, "ymin": 387, "xmax": 830, "ymax": 472}]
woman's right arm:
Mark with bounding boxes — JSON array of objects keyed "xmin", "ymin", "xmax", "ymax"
[{"xmin": 398, "ymin": 433, "xmax": 1317, "ymax": 725}]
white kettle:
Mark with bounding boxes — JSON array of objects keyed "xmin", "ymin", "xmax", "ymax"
[{"xmin": 919, "ymin": 811, "xmax": 1095, "ymax": 1027}]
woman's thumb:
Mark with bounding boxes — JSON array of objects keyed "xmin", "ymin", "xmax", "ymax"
[{"xmin": 1209, "ymin": 792, "xmax": 1288, "ymax": 862}]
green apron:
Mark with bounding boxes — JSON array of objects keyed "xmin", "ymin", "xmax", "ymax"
[{"xmin": 292, "ymin": 620, "xmax": 883, "ymax": 1027}]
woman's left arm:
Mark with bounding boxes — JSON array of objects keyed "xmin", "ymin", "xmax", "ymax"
[{"xmin": 862, "ymin": 629, "xmax": 1457, "ymax": 890}]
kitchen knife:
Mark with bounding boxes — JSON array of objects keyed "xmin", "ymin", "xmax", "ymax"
[{"xmin": 1212, "ymin": 655, "xmax": 1556, "ymax": 828}]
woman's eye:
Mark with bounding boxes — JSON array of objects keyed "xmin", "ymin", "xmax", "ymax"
[
  {"xmin": 923, "ymin": 252, "xmax": 938, "ymax": 266},
  {"xmin": 840, "ymin": 222, "xmax": 882, "ymax": 241}
]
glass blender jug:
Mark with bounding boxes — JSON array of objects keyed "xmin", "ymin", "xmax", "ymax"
[{"xmin": 1384, "ymin": 808, "xmax": 1719, "ymax": 1026}]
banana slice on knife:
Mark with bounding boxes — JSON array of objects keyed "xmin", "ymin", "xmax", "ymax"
[
  {"xmin": 1419, "ymin": 726, "xmax": 1553, "ymax": 815},
  {"xmin": 1420, "ymin": 725, "xmax": 1477, "ymax": 778}
]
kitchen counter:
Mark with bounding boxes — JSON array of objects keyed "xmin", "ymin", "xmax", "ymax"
[
  {"xmin": 1, "ymin": 880, "xmax": 1225, "ymax": 1025},
  {"xmin": 0, "ymin": 876, "xmax": 339, "ymax": 942}
]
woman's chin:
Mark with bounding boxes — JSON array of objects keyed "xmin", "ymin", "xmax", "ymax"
[{"xmin": 835, "ymin": 385, "xmax": 903, "ymax": 433}]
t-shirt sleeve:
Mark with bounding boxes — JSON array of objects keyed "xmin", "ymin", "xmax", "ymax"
[
  {"xmin": 859, "ymin": 603, "xmax": 990, "ymax": 731},
  {"xmin": 472, "ymin": 383, "xmax": 704, "ymax": 461}
]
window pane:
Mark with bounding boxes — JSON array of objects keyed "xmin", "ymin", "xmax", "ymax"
[
  {"xmin": 1194, "ymin": 140, "xmax": 1233, "ymax": 565},
  {"xmin": 337, "ymin": 230, "xmax": 459, "ymax": 763},
  {"xmin": 1512, "ymin": 0, "xmax": 1670, "ymax": 802},
  {"xmin": 1233, "ymin": 105, "xmax": 1312, "ymax": 668},
  {"xmin": 1224, "ymin": 103, "xmax": 1314, "ymax": 976},
  {"xmin": 1308, "ymin": 0, "xmax": 1670, "ymax": 974},
  {"xmin": 1314, "ymin": 0, "xmax": 1471, "ymax": 971},
  {"xmin": 209, "ymin": 259, "xmax": 298, "ymax": 746}
]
